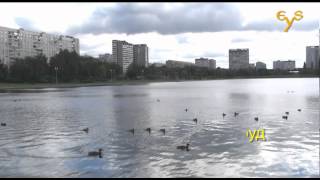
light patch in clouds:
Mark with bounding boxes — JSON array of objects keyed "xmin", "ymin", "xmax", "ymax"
[{"xmin": 14, "ymin": 17, "xmax": 39, "ymax": 32}]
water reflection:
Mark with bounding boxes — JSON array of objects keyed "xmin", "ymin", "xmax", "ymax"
[{"xmin": 0, "ymin": 78, "xmax": 319, "ymax": 177}]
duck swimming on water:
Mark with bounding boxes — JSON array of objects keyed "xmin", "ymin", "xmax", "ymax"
[
  {"xmin": 88, "ymin": 148, "xmax": 103, "ymax": 158},
  {"xmin": 128, "ymin": 128, "xmax": 135, "ymax": 135},
  {"xmin": 1, "ymin": 123, "xmax": 6, "ymax": 126},
  {"xmin": 145, "ymin": 128, "xmax": 151, "ymax": 134},
  {"xmin": 254, "ymin": 117, "xmax": 259, "ymax": 121},
  {"xmin": 222, "ymin": 113, "xmax": 226, "ymax": 118},
  {"xmin": 159, "ymin": 129, "xmax": 166, "ymax": 135},
  {"xmin": 82, "ymin": 128, "xmax": 89, "ymax": 133},
  {"xmin": 177, "ymin": 143, "xmax": 190, "ymax": 151},
  {"xmin": 282, "ymin": 115, "xmax": 288, "ymax": 120},
  {"xmin": 234, "ymin": 112, "xmax": 239, "ymax": 117},
  {"xmin": 193, "ymin": 118, "xmax": 198, "ymax": 123}
]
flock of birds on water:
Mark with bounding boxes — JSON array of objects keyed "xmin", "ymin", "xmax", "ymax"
[{"xmin": 0, "ymin": 98, "xmax": 304, "ymax": 159}]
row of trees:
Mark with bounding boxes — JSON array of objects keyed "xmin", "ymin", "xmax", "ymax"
[
  {"xmin": 126, "ymin": 64, "xmax": 319, "ymax": 80},
  {"xmin": 0, "ymin": 50, "xmax": 122, "ymax": 83},
  {"xmin": 0, "ymin": 50, "xmax": 318, "ymax": 83}
]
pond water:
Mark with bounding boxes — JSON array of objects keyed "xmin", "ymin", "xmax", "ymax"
[{"xmin": 0, "ymin": 78, "xmax": 319, "ymax": 177}]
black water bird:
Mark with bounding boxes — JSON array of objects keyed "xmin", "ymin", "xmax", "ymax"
[
  {"xmin": 160, "ymin": 129, "xmax": 166, "ymax": 135},
  {"xmin": 285, "ymin": 112, "xmax": 289, "ymax": 115},
  {"xmin": 82, "ymin": 128, "xmax": 89, "ymax": 133},
  {"xmin": 177, "ymin": 143, "xmax": 190, "ymax": 151},
  {"xmin": 185, "ymin": 108, "xmax": 188, "ymax": 112},
  {"xmin": 254, "ymin": 117, "xmax": 259, "ymax": 121},
  {"xmin": 128, "ymin": 128, "xmax": 135, "ymax": 135},
  {"xmin": 297, "ymin": 109, "xmax": 301, "ymax": 112},
  {"xmin": 145, "ymin": 128, "xmax": 151, "ymax": 134},
  {"xmin": 193, "ymin": 118, "xmax": 198, "ymax": 123},
  {"xmin": 222, "ymin": 113, "xmax": 226, "ymax": 118},
  {"xmin": 234, "ymin": 112, "xmax": 239, "ymax": 117},
  {"xmin": 88, "ymin": 148, "xmax": 103, "ymax": 158},
  {"xmin": 282, "ymin": 115, "xmax": 288, "ymax": 120},
  {"xmin": 1, "ymin": 123, "xmax": 6, "ymax": 126}
]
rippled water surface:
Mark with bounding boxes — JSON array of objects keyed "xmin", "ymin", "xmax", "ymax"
[{"xmin": 0, "ymin": 78, "xmax": 319, "ymax": 177}]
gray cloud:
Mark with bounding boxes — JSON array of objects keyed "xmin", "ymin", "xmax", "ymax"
[
  {"xmin": 67, "ymin": 3, "xmax": 244, "ymax": 35},
  {"xmin": 14, "ymin": 17, "xmax": 39, "ymax": 31},
  {"xmin": 66, "ymin": 3, "xmax": 318, "ymax": 36}
]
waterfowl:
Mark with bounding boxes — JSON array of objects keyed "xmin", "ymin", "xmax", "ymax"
[
  {"xmin": 282, "ymin": 115, "xmax": 288, "ymax": 120},
  {"xmin": 157, "ymin": 99, "xmax": 160, "ymax": 102},
  {"xmin": 159, "ymin": 128, "xmax": 166, "ymax": 135},
  {"xmin": 128, "ymin": 128, "xmax": 135, "ymax": 135},
  {"xmin": 145, "ymin": 128, "xmax": 151, "ymax": 134},
  {"xmin": 193, "ymin": 118, "xmax": 198, "ymax": 123},
  {"xmin": 185, "ymin": 108, "xmax": 188, "ymax": 112},
  {"xmin": 177, "ymin": 143, "xmax": 190, "ymax": 151},
  {"xmin": 1, "ymin": 123, "xmax": 6, "ymax": 126},
  {"xmin": 285, "ymin": 112, "xmax": 289, "ymax": 115},
  {"xmin": 222, "ymin": 113, "xmax": 226, "ymax": 118},
  {"xmin": 82, "ymin": 128, "xmax": 89, "ymax": 133},
  {"xmin": 88, "ymin": 148, "xmax": 103, "ymax": 158},
  {"xmin": 234, "ymin": 112, "xmax": 239, "ymax": 117},
  {"xmin": 297, "ymin": 109, "xmax": 301, "ymax": 112},
  {"xmin": 254, "ymin": 117, "xmax": 259, "ymax": 121}
]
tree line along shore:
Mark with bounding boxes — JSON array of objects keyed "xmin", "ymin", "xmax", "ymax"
[{"xmin": 0, "ymin": 50, "xmax": 318, "ymax": 90}]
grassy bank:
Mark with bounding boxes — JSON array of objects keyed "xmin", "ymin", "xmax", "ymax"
[{"xmin": 0, "ymin": 74, "xmax": 318, "ymax": 90}]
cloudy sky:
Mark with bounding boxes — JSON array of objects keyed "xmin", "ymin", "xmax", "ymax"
[{"xmin": 0, "ymin": 3, "xmax": 319, "ymax": 68}]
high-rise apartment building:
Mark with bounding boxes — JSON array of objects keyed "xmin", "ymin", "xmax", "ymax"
[
  {"xmin": 229, "ymin": 48, "xmax": 249, "ymax": 70},
  {"xmin": 133, "ymin": 44, "xmax": 148, "ymax": 67},
  {"xmin": 306, "ymin": 46, "xmax": 319, "ymax": 70},
  {"xmin": 112, "ymin": 40, "xmax": 134, "ymax": 74},
  {"xmin": 0, "ymin": 26, "xmax": 79, "ymax": 65}
]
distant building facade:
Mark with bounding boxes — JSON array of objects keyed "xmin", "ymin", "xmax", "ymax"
[
  {"xmin": 112, "ymin": 40, "xmax": 134, "ymax": 74},
  {"xmin": 166, "ymin": 60, "xmax": 194, "ymax": 68},
  {"xmin": 273, "ymin": 60, "xmax": 295, "ymax": 70},
  {"xmin": 249, "ymin": 63, "xmax": 255, "ymax": 69},
  {"xmin": 256, "ymin": 61, "xmax": 267, "ymax": 70},
  {"xmin": 306, "ymin": 46, "xmax": 319, "ymax": 70},
  {"xmin": 98, "ymin": 53, "xmax": 114, "ymax": 63},
  {"xmin": 195, "ymin": 58, "xmax": 216, "ymax": 69},
  {"xmin": 0, "ymin": 26, "xmax": 79, "ymax": 65},
  {"xmin": 229, "ymin": 48, "xmax": 249, "ymax": 70},
  {"xmin": 133, "ymin": 44, "xmax": 149, "ymax": 67}
]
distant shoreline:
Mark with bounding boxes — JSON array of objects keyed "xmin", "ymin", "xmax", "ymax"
[{"xmin": 0, "ymin": 75, "xmax": 318, "ymax": 91}]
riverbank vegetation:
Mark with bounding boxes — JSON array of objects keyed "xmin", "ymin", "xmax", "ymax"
[{"xmin": 0, "ymin": 50, "xmax": 318, "ymax": 84}]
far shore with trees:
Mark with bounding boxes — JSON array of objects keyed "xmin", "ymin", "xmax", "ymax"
[{"xmin": 0, "ymin": 50, "xmax": 319, "ymax": 90}]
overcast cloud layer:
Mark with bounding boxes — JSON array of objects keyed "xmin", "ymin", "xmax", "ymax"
[{"xmin": 67, "ymin": 3, "xmax": 318, "ymax": 35}]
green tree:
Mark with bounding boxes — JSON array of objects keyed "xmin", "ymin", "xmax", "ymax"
[
  {"xmin": 49, "ymin": 50, "xmax": 80, "ymax": 82},
  {"xmin": 9, "ymin": 54, "xmax": 49, "ymax": 82}
]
